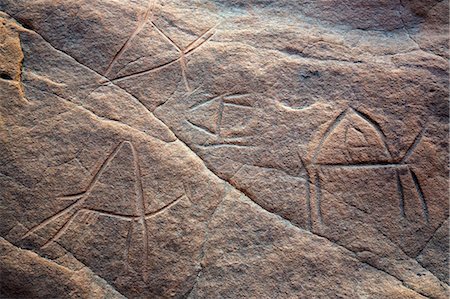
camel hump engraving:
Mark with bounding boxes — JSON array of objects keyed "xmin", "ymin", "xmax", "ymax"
[{"xmin": 314, "ymin": 108, "xmax": 391, "ymax": 165}]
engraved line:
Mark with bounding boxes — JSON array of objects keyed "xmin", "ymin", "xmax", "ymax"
[
  {"xmin": 401, "ymin": 126, "xmax": 426, "ymax": 163},
  {"xmin": 197, "ymin": 144, "xmax": 255, "ymax": 149},
  {"xmin": 315, "ymin": 170, "xmax": 323, "ymax": 224},
  {"xmin": 353, "ymin": 126, "xmax": 366, "ymax": 139},
  {"xmin": 351, "ymin": 107, "xmax": 392, "ymax": 159},
  {"xmin": 111, "ymin": 57, "xmax": 180, "ymax": 82},
  {"xmin": 228, "ymin": 158, "xmax": 428, "ymax": 271},
  {"xmin": 184, "ymin": 30, "xmax": 216, "ymax": 56},
  {"xmin": 223, "ymin": 102, "xmax": 253, "ymax": 109},
  {"xmin": 125, "ymin": 220, "xmax": 135, "ymax": 270},
  {"xmin": 150, "ymin": 21, "xmax": 182, "ymax": 52},
  {"xmin": 55, "ymin": 193, "xmax": 85, "ymax": 201},
  {"xmin": 113, "ymin": 55, "xmax": 147, "ymax": 78},
  {"xmin": 144, "ymin": 194, "xmax": 185, "ymax": 219},
  {"xmin": 182, "ymin": 182, "xmax": 193, "ymax": 204},
  {"xmin": 140, "ymin": 0, "xmax": 156, "ymax": 26},
  {"xmin": 229, "ymin": 163, "xmax": 246, "ymax": 181},
  {"xmin": 300, "ymin": 157, "xmax": 312, "ymax": 230},
  {"xmin": 130, "ymin": 142, "xmax": 150, "ymax": 279},
  {"xmin": 409, "ymin": 169, "xmax": 429, "ymax": 223},
  {"xmin": 41, "ymin": 209, "xmax": 85, "ymax": 248},
  {"xmin": 216, "ymin": 97, "xmax": 225, "ymax": 137},
  {"xmin": 185, "ymin": 120, "xmax": 216, "ymax": 137},
  {"xmin": 343, "ymin": 124, "xmax": 353, "ymax": 161},
  {"xmin": 81, "ymin": 208, "xmax": 136, "ymax": 221},
  {"xmin": 104, "ymin": 0, "xmax": 156, "ymax": 76},
  {"xmin": 155, "ymin": 81, "xmax": 203, "ymax": 111},
  {"xmin": 189, "ymin": 95, "xmax": 221, "ymax": 111},
  {"xmin": 22, "ymin": 200, "xmax": 83, "ymax": 239},
  {"xmin": 184, "ymin": 22, "xmax": 221, "ymax": 54},
  {"xmin": 312, "ymin": 109, "xmax": 348, "ymax": 163},
  {"xmin": 223, "ymin": 93, "xmax": 252, "ymax": 100},
  {"xmin": 415, "ymin": 218, "xmax": 447, "ymax": 258},
  {"xmin": 147, "ymin": 21, "xmax": 204, "ymax": 92},
  {"xmin": 25, "ymin": 86, "xmax": 165, "ymax": 143},
  {"xmin": 180, "ymin": 55, "xmax": 192, "ymax": 92},
  {"xmin": 104, "ymin": 32, "xmax": 139, "ymax": 77},
  {"xmin": 396, "ymin": 170, "xmax": 406, "ymax": 218},
  {"xmin": 85, "ymin": 211, "xmax": 98, "ymax": 226},
  {"xmin": 320, "ymin": 163, "xmax": 409, "ymax": 169},
  {"xmin": 85, "ymin": 141, "xmax": 127, "ymax": 194}
]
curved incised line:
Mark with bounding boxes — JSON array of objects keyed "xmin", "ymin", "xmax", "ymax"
[
  {"xmin": 313, "ymin": 107, "xmax": 396, "ymax": 164},
  {"xmin": 351, "ymin": 107, "xmax": 392, "ymax": 159},
  {"xmin": 312, "ymin": 109, "xmax": 349, "ymax": 163},
  {"xmin": 144, "ymin": 194, "xmax": 185, "ymax": 219}
]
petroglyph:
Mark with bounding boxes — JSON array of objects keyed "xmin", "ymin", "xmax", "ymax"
[
  {"xmin": 111, "ymin": 21, "xmax": 221, "ymax": 92},
  {"xmin": 1, "ymin": 2, "xmax": 448, "ymax": 297},
  {"xmin": 21, "ymin": 141, "xmax": 184, "ymax": 280},
  {"xmin": 306, "ymin": 107, "xmax": 430, "ymax": 227},
  {"xmin": 187, "ymin": 93, "xmax": 255, "ymax": 147}
]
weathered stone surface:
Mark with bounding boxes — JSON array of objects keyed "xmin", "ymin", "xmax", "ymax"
[
  {"xmin": 0, "ymin": 238, "xmax": 125, "ymax": 298},
  {"xmin": 0, "ymin": 0, "xmax": 448, "ymax": 298}
]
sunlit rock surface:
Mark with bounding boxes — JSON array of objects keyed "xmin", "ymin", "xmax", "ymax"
[{"xmin": 0, "ymin": 1, "xmax": 448, "ymax": 298}]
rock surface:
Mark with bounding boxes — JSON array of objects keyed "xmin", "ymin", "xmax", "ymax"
[{"xmin": 0, "ymin": 0, "xmax": 448, "ymax": 298}]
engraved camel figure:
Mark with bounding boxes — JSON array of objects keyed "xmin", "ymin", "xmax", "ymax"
[
  {"xmin": 301, "ymin": 107, "xmax": 429, "ymax": 228},
  {"xmin": 21, "ymin": 141, "xmax": 184, "ymax": 280}
]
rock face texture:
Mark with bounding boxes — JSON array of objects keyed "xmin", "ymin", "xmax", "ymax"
[{"xmin": 0, "ymin": 1, "xmax": 448, "ymax": 298}]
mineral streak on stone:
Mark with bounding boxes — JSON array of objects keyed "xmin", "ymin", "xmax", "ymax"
[{"xmin": 0, "ymin": 0, "xmax": 448, "ymax": 298}]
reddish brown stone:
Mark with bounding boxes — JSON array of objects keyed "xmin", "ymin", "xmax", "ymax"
[{"xmin": 0, "ymin": 1, "xmax": 448, "ymax": 298}]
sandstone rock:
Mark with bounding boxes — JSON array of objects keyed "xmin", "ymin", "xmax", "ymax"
[
  {"xmin": 0, "ymin": 237, "xmax": 126, "ymax": 299},
  {"xmin": 0, "ymin": 0, "xmax": 448, "ymax": 298}
]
